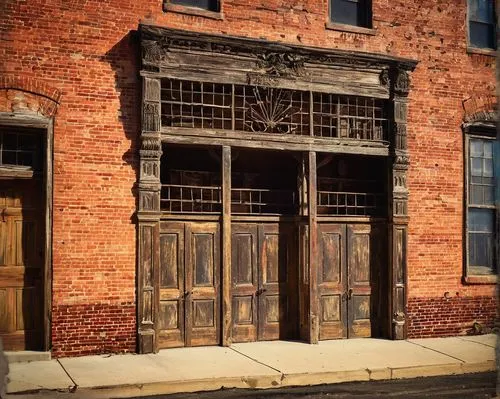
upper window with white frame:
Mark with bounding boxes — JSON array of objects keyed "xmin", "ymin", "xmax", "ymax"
[
  {"xmin": 468, "ymin": 0, "xmax": 497, "ymax": 50},
  {"xmin": 329, "ymin": 0, "xmax": 372, "ymax": 28},
  {"xmin": 465, "ymin": 130, "xmax": 497, "ymax": 277}
]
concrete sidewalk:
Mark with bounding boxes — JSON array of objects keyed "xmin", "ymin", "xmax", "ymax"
[{"xmin": 6, "ymin": 334, "xmax": 497, "ymax": 399}]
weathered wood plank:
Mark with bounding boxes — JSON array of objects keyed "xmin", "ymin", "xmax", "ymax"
[
  {"xmin": 222, "ymin": 146, "xmax": 232, "ymax": 346},
  {"xmin": 308, "ymin": 151, "xmax": 319, "ymax": 344},
  {"xmin": 161, "ymin": 128, "xmax": 389, "ymax": 156}
]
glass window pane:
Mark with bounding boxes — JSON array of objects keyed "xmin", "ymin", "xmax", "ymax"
[
  {"xmin": 2, "ymin": 151, "xmax": 16, "ymax": 165},
  {"xmin": 470, "ymin": 0, "xmax": 494, "ymax": 22},
  {"xmin": 470, "ymin": 139, "xmax": 483, "ymax": 156},
  {"xmin": 484, "ymin": 185, "xmax": 494, "ymax": 205},
  {"xmin": 471, "ymin": 157, "xmax": 483, "ymax": 176},
  {"xmin": 483, "ymin": 141, "xmax": 493, "ymax": 157},
  {"xmin": 470, "ymin": 185, "xmax": 484, "ymax": 205},
  {"xmin": 468, "ymin": 232, "xmax": 494, "ymax": 268},
  {"xmin": 3, "ymin": 133, "xmax": 17, "ymax": 150},
  {"xmin": 332, "ymin": 0, "xmax": 363, "ymax": 26},
  {"xmin": 483, "ymin": 158, "xmax": 493, "ymax": 177},
  {"xmin": 469, "ymin": 208, "xmax": 494, "ymax": 232},
  {"xmin": 470, "ymin": 21, "xmax": 495, "ymax": 49}
]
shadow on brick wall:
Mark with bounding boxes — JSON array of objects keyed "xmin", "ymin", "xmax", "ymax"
[{"xmin": 102, "ymin": 30, "xmax": 142, "ymax": 220}]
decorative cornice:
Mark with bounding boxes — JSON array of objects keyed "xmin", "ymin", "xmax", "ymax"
[{"xmin": 139, "ymin": 24, "xmax": 418, "ymax": 72}]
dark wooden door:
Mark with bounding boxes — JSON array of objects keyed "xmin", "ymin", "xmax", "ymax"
[
  {"xmin": 158, "ymin": 222, "xmax": 220, "ymax": 348},
  {"xmin": 0, "ymin": 180, "xmax": 44, "ymax": 351},
  {"xmin": 158, "ymin": 222, "xmax": 185, "ymax": 348},
  {"xmin": 318, "ymin": 224, "xmax": 347, "ymax": 340},
  {"xmin": 231, "ymin": 223, "xmax": 258, "ymax": 342},
  {"xmin": 231, "ymin": 223, "xmax": 298, "ymax": 342},
  {"xmin": 346, "ymin": 224, "xmax": 372, "ymax": 338},
  {"xmin": 318, "ymin": 223, "xmax": 377, "ymax": 340}
]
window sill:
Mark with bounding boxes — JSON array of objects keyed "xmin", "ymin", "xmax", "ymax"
[
  {"xmin": 325, "ymin": 22, "xmax": 376, "ymax": 36},
  {"xmin": 466, "ymin": 46, "xmax": 496, "ymax": 57},
  {"xmin": 163, "ymin": 2, "xmax": 223, "ymax": 20},
  {"xmin": 463, "ymin": 275, "xmax": 497, "ymax": 285}
]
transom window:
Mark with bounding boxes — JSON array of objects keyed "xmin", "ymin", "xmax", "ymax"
[
  {"xmin": 468, "ymin": 0, "xmax": 496, "ymax": 49},
  {"xmin": 329, "ymin": 0, "xmax": 372, "ymax": 28},
  {"xmin": 160, "ymin": 79, "xmax": 389, "ymax": 141},
  {"xmin": 466, "ymin": 133, "xmax": 497, "ymax": 276},
  {"xmin": 0, "ymin": 127, "xmax": 42, "ymax": 171}
]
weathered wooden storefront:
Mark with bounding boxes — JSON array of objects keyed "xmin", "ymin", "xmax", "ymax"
[{"xmin": 137, "ymin": 25, "xmax": 417, "ymax": 353}]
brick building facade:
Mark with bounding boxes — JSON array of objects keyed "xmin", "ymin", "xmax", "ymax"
[{"xmin": 0, "ymin": 0, "xmax": 496, "ymax": 357}]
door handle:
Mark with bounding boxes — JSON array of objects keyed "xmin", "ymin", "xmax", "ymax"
[
  {"xmin": 347, "ymin": 288, "xmax": 353, "ymax": 300},
  {"xmin": 256, "ymin": 288, "xmax": 267, "ymax": 296},
  {"xmin": 1, "ymin": 208, "xmax": 5, "ymax": 222},
  {"xmin": 184, "ymin": 290, "xmax": 192, "ymax": 298}
]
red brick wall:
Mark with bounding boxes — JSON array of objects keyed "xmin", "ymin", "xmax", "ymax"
[
  {"xmin": 1, "ymin": 0, "xmax": 495, "ymax": 355},
  {"xmin": 408, "ymin": 296, "xmax": 496, "ymax": 338}
]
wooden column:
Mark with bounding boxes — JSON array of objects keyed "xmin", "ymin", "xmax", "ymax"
[
  {"xmin": 389, "ymin": 68, "xmax": 411, "ymax": 340},
  {"xmin": 221, "ymin": 145, "xmax": 232, "ymax": 346},
  {"xmin": 137, "ymin": 77, "xmax": 162, "ymax": 353},
  {"xmin": 308, "ymin": 151, "xmax": 319, "ymax": 343}
]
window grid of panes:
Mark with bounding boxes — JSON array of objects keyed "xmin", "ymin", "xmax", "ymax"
[
  {"xmin": 160, "ymin": 78, "xmax": 389, "ymax": 141},
  {"xmin": 468, "ymin": 137, "xmax": 496, "ymax": 273},
  {"xmin": 0, "ymin": 128, "xmax": 42, "ymax": 170}
]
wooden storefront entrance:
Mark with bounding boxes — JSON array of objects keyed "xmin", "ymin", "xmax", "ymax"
[{"xmin": 137, "ymin": 25, "xmax": 416, "ymax": 353}]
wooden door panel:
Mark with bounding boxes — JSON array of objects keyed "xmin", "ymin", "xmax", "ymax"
[
  {"xmin": 186, "ymin": 223, "xmax": 220, "ymax": 347},
  {"xmin": 318, "ymin": 224, "xmax": 347, "ymax": 340},
  {"xmin": 231, "ymin": 224, "xmax": 258, "ymax": 342},
  {"xmin": 347, "ymin": 224, "xmax": 372, "ymax": 338},
  {"xmin": 158, "ymin": 224, "xmax": 185, "ymax": 349},
  {"xmin": 258, "ymin": 224, "xmax": 298, "ymax": 341},
  {"xmin": 0, "ymin": 180, "xmax": 44, "ymax": 351}
]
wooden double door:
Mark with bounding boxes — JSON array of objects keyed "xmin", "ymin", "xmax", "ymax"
[
  {"xmin": 158, "ymin": 222, "xmax": 220, "ymax": 348},
  {"xmin": 231, "ymin": 223, "xmax": 298, "ymax": 342},
  {"xmin": 318, "ymin": 223, "xmax": 383, "ymax": 340},
  {"xmin": 0, "ymin": 180, "xmax": 44, "ymax": 350}
]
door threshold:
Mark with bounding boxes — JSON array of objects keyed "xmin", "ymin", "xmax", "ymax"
[{"xmin": 4, "ymin": 351, "xmax": 51, "ymax": 363}]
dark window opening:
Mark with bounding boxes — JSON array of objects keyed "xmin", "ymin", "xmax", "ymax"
[
  {"xmin": 330, "ymin": 0, "xmax": 372, "ymax": 28},
  {"xmin": 0, "ymin": 126, "xmax": 43, "ymax": 171},
  {"xmin": 170, "ymin": 0, "xmax": 219, "ymax": 12},
  {"xmin": 317, "ymin": 154, "xmax": 387, "ymax": 217},
  {"xmin": 231, "ymin": 149, "xmax": 299, "ymax": 215},
  {"xmin": 160, "ymin": 145, "xmax": 222, "ymax": 214},
  {"xmin": 468, "ymin": 0, "xmax": 496, "ymax": 49}
]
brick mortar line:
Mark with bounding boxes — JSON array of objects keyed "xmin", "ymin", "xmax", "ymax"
[
  {"xmin": 228, "ymin": 347, "xmax": 284, "ymax": 375},
  {"xmin": 406, "ymin": 341, "xmax": 466, "ymax": 363}
]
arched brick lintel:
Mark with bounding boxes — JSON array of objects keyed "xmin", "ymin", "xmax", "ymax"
[
  {"xmin": 0, "ymin": 75, "xmax": 62, "ymax": 118},
  {"xmin": 462, "ymin": 95, "xmax": 497, "ymax": 124}
]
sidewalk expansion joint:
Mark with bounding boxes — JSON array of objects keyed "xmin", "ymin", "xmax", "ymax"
[
  {"xmin": 57, "ymin": 359, "xmax": 79, "ymax": 392},
  {"xmin": 228, "ymin": 347, "xmax": 283, "ymax": 375},
  {"xmin": 406, "ymin": 341, "xmax": 465, "ymax": 363},
  {"xmin": 457, "ymin": 336, "xmax": 496, "ymax": 348}
]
